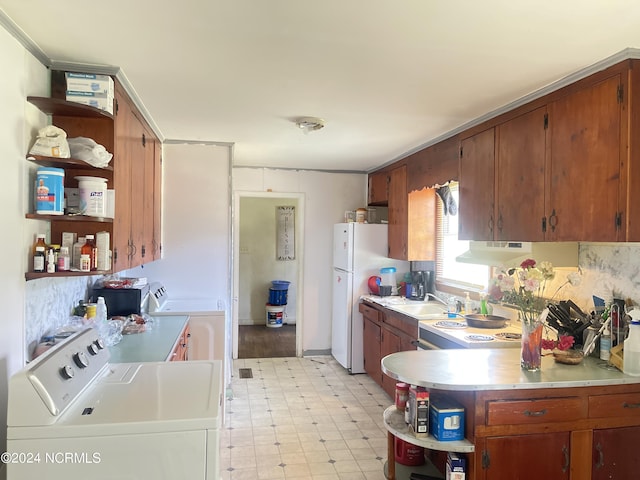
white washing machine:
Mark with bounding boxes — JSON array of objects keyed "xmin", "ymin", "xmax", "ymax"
[{"xmin": 7, "ymin": 328, "xmax": 222, "ymax": 479}]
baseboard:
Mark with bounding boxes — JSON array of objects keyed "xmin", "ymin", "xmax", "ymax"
[{"xmin": 303, "ymin": 349, "xmax": 331, "ymax": 356}]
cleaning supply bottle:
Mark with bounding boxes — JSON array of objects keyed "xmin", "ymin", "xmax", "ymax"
[
  {"xmin": 600, "ymin": 323, "xmax": 611, "ymax": 361},
  {"xmin": 464, "ymin": 292, "xmax": 473, "ymax": 315},
  {"xmin": 624, "ymin": 312, "xmax": 640, "ymax": 376},
  {"xmin": 480, "ymin": 293, "xmax": 489, "ymax": 315},
  {"xmin": 447, "ymin": 296, "xmax": 457, "ymax": 318}
]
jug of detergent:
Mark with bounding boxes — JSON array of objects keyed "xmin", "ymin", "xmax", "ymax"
[{"xmin": 624, "ymin": 308, "xmax": 640, "ymax": 376}]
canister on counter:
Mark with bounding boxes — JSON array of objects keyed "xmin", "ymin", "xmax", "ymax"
[
  {"xmin": 356, "ymin": 208, "xmax": 367, "ymax": 223},
  {"xmin": 395, "ymin": 382, "xmax": 409, "ymax": 410}
]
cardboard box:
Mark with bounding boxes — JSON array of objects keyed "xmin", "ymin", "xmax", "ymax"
[
  {"xmin": 408, "ymin": 386, "xmax": 429, "ymax": 438},
  {"xmin": 65, "ymin": 94, "xmax": 114, "ymax": 115},
  {"xmin": 446, "ymin": 452, "xmax": 466, "ymax": 480},
  {"xmin": 96, "ymin": 231, "xmax": 111, "ymax": 271},
  {"xmin": 61, "ymin": 232, "xmax": 77, "ymax": 251},
  {"xmin": 430, "ymin": 395, "xmax": 465, "ymax": 441},
  {"xmin": 65, "ymin": 72, "xmax": 114, "ymax": 96}
]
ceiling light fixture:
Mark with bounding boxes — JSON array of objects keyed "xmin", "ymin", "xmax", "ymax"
[{"xmin": 295, "ymin": 116, "xmax": 325, "ymax": 134}]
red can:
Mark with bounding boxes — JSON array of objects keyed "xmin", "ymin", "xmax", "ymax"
[
  {"xmin": 395, "ymin": 382, "xmax": 409, "ymax": 410},
  {"xmin": 395, "ymin": 437, "xmax": 425, "ymax": 466}
]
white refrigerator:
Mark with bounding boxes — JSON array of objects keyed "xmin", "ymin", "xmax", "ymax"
[{"xmin": 331, "ymin": 222, "xmax": 395, "ymax": 374}]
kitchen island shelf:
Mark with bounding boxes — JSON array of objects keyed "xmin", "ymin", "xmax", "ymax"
[{"xmin": 384, "ymin": 406, "xmax": 474, "ymax": 453}]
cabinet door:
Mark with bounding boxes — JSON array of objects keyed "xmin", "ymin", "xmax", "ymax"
[
  {"xmin": 547, "ymin": 75, "xmax": 622, "ymax": 241},
  {"xmin": 140, "ymin": 123, "xmax": 156, "ymax": 263},
  {"xmin": 459, "ymin": 128, "xmax": 495, "ymax": 240},
  {"xmin": 112, "ymin": 88, "xmax": 133, "ymax": 272},
  {"xmin": 407, "ymin": 187, "xmax": 436, "ymax": 261},
  {"xmin": 368, "ymin": 171, "xmax": 389, "ymax": 205},
  {"xmin": 151, "ymin": 140, "xmax": 162, "ymax": 260},
  {"xmin": 481, "ymin": 432, "xmax": 570, "ymax": 480},
  {"xmin": 388, "ymin": 165, "xmax": 408, "ymax": 259},
  {"xmin": 363, "ymin": 316, "xmax": 382, "ymax": 384},
  {"xmin": 496, "ymin": 108, "xmax": 547, "ymax": 241},
  {"xmin": 128, "ymin": 111, "xmax": 146, "ymax": 268},
  {"xmin": 592, "ymin": 426, "xmax": 640, "ymax": 479},
  {"xmin": 380, "ymin": 328, "xmax": 400, "ymax": 397}
]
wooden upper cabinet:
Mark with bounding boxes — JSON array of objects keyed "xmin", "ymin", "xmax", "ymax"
[
  {"xmin": 406, "ymin": 135, "xmax": 460, "ymax": 192},
  {"xmin": 368, "ymin": 171, "xmax": 389, "ymax": 205},
  {"xmin": 546, "ymin": 74, "xmax": 622, "ymax": 241},
  {"xmin": 387, "ymin": 165, "xmax": 408, "ymax": 259},
  {"xmin": 407, "ymin": 187, "xmax": 436, "ymax": 261},
  {"xmin": 459, "ymin": 128, "xmax": 495, "ymax": 241},
  {"xmin": 495, "ymin": 107, "xmax": 547, "ymax": 241}
]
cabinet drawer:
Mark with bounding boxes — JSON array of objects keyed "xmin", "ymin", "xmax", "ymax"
[
  {"xmin": 486, "ymin": 397, "xmax": 587, "ymax": 426},
  {"xmin": 384, "ymin": 313, "xmax": 418, "ymax": 338},
  {"xmin": 359, "ymin": 303, "xmax": 381, "ymax": 323},
  {"xmin": 590, "ymin": 393, "xmax": 640, "ymax": 418}
]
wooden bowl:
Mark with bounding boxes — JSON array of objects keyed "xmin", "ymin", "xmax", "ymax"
[{"xmin": 553, "ymin": 349, "xmax": 584, "ymax": 365}]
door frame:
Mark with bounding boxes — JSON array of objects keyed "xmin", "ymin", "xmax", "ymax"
[{"xmin": 231, "ymin": 191, "xmax": 305, "ymax": 359}]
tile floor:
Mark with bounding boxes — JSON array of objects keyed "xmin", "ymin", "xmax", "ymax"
[{"xmin": 220, "ymin": 356, "xmax": 392, "ymax": 480}]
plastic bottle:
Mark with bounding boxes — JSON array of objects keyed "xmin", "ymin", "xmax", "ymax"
[
  {"xmin": 600, "ymin": 323, "xmax": 611, "ymax": 361},
  {"xmin": 464, "ymin": 292, "xmax": 473, "ymax": 315},
  {"xmin": 480, "ymin": 293, "xmax": 489, "ymax": 315},
  {"xmin": 624, "ymin": 320, "xmax": 640, "ymax": 376},
  {"xmin": 447, "ymin": 297, "xmax": 457, "ymax": 318},
  {"xmin": 33, "ymin": 233, "xmax": 47, "ymax": 257},
  {"xmin": 33, "ymin": 246, "xmax": 46, "ymax": 272},
  {"xmin": 96, "ymin": 296, "xmax": 108, "ymax": 323},
  {"xmin": 81, "ymin": 234, "xmax": 98, "ymax": 271},
  {"xmin": 57, "ymin": 246, "xmax": 70, "ymax": 271},
  {"xmin": 46, "ymin": 248, "xmax": 56, "ymax": 273}
]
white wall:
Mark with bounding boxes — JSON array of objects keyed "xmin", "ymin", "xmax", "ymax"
[
  {"xmin": 239, "ymin": 196, "xmax": 300, "ymax": 325},
  {"xmin": 126, "ymin": 143, "xmax": 231, "ymax": 302},
  {"xmin": 233, "ymin": 168, "xmax": 368, "ymax": 353}
]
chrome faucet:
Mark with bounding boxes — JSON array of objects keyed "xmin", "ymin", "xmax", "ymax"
[{"xmin": 425, "ymin": 293, "xmax": 448, "ymax": 306}]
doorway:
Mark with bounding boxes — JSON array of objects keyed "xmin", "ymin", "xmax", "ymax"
[{"xmin": 232, "ymin": 192, "xmax": 304, "ymax": 359}]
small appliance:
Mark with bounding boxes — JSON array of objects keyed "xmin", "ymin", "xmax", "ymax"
[
  {"xmin": 91, "ymin": 283, "xmax": 150, "ymax": 316},
  {"xmin": 409, "ymin": 270, "xmax": 426, "ymax": 301}
]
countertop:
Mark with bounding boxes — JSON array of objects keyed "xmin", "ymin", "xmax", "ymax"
[
  {"xmin": 381, "ymin": 348, "xmax": 640, "ymax": 391},
  {"xmin": 108, "ymin": 315, "xmax": 189, "ymax": 363}
]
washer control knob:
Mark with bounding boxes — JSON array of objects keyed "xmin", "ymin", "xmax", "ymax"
[
  {"xmin": 87, "ymin": 343, "xmax": 100, "ymax": 356},
  {"xmin": 73, "ymin": 351, "xmax": 89, "ymax": 368},
  {"xmin": 60, "ymin": 365, "xmax": 75, "ymax": 379}
]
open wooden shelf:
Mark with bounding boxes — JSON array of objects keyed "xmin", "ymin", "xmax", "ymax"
[{"xmin": 27, "ymin": 154, "xmax": 113, "ymax": 171}]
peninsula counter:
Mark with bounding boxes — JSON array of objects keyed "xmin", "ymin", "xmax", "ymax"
[{"xmin": 381, "ymin": 349, "xmax": 640, "ymax": 480}]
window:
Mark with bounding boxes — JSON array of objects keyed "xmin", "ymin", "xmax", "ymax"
[{"xmin": 436, "ymin": 182, "xmax": 489, "ymax": 292}]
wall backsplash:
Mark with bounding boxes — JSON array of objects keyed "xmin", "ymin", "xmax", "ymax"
[
  {"xmin": 24, "ymin": 276, "xmax": 94, "ymax": 360},
  {"xmin": 576, "ymin": 243, "xmax": 640, "ymax": 309}
]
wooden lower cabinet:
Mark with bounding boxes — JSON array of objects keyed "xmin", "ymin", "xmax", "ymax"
[
  {"xmin": 478, "ymin": 433, "xmax": 570, "ymax": 480},
  {"xmin": 592, "ymin": 426, "xmax": 640, "ymax": 479},
  {"xmin": 359, "ymin": 302, "xmax": 418, "ymax": 398}
]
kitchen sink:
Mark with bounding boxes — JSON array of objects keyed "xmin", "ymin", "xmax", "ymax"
[{"xmin": 387, "ymin": 302, "xmax": 448, "ymax": 319}]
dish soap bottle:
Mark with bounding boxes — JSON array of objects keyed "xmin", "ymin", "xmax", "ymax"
[
  {"xmin": 464, "ymin": 292, "xmax": 473, "ymax": 315},
  {"xmin": 480, "ymin": 293, "xmax": 489, "ymax": 315}
]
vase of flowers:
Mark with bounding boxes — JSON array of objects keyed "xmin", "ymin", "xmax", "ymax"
[{"xmin": 489, "ymin": 259, "xmax": 558, "ymax": 372}]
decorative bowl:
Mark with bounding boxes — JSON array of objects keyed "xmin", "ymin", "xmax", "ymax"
[{"xmin": 553, "ymin": 349, "xmax": 584, "ymax": 365}]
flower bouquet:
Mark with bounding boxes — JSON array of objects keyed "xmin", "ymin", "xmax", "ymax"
[{"xmin": 489, "ymin": 259, "xmax": 580, "ymax": 371}]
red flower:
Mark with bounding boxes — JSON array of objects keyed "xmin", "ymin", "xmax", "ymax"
[
  {"xmin": 520, "ymin": 258, "xmax": 536, "ymax": 269},
  {"xmin": 541, "ymin": 339, "xmax": 557, "ymax": 350},
  {"xmin": 557, "ymin": 335, "xmax": 575, "ymax": 350}
]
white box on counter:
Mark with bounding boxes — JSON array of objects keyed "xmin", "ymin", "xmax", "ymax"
[{"xmin": 65, "ymin": 72, "xmax": 114, "ymax": 96}]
